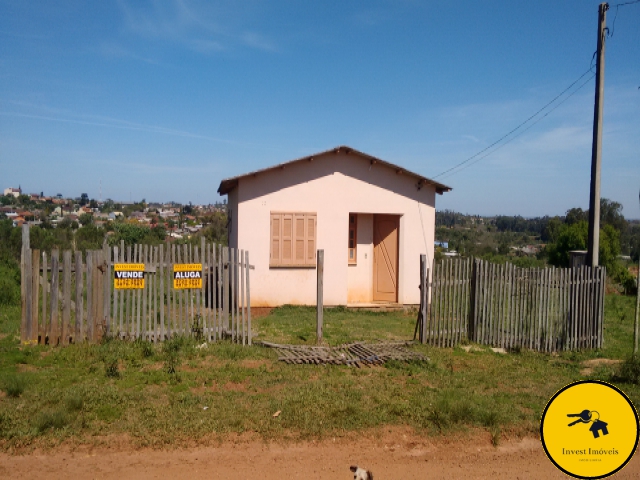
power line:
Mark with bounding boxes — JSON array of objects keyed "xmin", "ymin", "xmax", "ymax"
[
  {"xmin": 611, "ymin": 0, "xmax": 640, "ymax": 36},
  {"xmin": 612, "ymin": 0, "xmax": 640, "ymax": 7},
  {"xmin": 433, "ymin": 68, "xmax": 594, "ymax": 179},
  {"xmin": 438, "ymin": 73, "xmax": 595, "ymax": 181}
]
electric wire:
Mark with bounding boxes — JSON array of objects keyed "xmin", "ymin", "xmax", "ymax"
[
  {"xmin": 610, "ymin": 0, "xmax": 640, "ymax": 37},
  {"xmin": 434, "ymin": 0, "xmax": 639, "ymax": 182},
  {"xmin": 433, "ymin": 68, "xmax": 594, "ymax": 179},
  {"xmin": 438, "ymin": 73, "xmax": 595, "ymax": 181}
]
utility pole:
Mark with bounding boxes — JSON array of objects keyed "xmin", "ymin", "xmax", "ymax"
[
  {"xmin": 635, "ymin": 189, "xmax": 640, "ymax": 356},
  {"xmin": 587, "ymin": 2, "xmax": 609, "ymax": 268}
]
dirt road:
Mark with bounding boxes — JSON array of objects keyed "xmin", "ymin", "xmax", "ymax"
[{"xmin": 1, "ymin": 432, "xmax": 638, "ymax": 479}]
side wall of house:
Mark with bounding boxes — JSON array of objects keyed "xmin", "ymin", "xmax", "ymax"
[{"xmin": 234, "ymin": 151, "xmax": 437, "ymax": 306}]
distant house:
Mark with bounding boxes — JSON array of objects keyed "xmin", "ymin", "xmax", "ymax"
[
  {"xmin": 435, "ymin": 241, "xmax": 449, "ymax": 249},
  {"xmin": 3, "ymin": 187, "xmax": 21, "ymax": 198},
  {"xmin": 217, "ymin": 146, "xmax": 451, "ymax": 307}
]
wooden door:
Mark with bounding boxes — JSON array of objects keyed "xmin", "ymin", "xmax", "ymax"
[{"xmin": 373, "ymin": 215, "xmax": 399, "ymax": 302}]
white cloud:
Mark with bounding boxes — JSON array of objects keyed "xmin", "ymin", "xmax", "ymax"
[{"xmin": 115, "ymin": 0, "xmax": 276, "ymax": 54}]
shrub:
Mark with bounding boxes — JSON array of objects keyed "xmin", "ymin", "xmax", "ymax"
[
  {"xmin": 36, "ymin": 410, "xmax": 68, "ymax": 433},
  {"xmin": 0, "ymin": 265, "xmax": 20, "ymax": 306},
  {"xmin": 617, "ymin": 356, "xmax": 640, "ymax": 385},
  {"xmin": 105, "ymin": 358, "xmax": 120, "ymax": 378}
]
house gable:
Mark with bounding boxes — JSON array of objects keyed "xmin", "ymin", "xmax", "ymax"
[{"xmin": 217, "ymin": 146, "xmax": 451, "ymax": 197}]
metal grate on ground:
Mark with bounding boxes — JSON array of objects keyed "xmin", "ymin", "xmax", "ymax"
[{"xmin": 259, "ymin": 341, "xmax": 428, "ymax": 367}]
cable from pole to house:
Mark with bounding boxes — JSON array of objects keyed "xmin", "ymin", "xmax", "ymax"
[
  {"xmin": 437, "ymin": 72, "xmax": 595, "ymax": 181},
  {"xmin": 610, "ymin": 0, "xmax": 640, "ymax": 37},
  {"xmin": 433, "ymin": 68, "xmax": 595, "ymax": 180}
]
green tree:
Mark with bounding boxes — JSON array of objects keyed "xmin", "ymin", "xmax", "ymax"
[
  {"xmin": 599, "ymin": 198, "xmax": 627, "ymax": 233},
  {"xmin": 546, "ymin": 221, "xmax": 623, "ymax": 281},
  {"xmin": 201, "ymin": 211, "xmax": 227, "ymax": 245},
  {"xmin": 79, "ymin": 213, "xmax": 93, "ymax": 226},
  {"xmin": 541, "ymin": 217, "xmax": 562, "ymax": 242},
  {"xmin": 75, "ymin": 225, "xmax": 105, "ymax": 252},
  {"xmin": 565, "ymin": 208, "xmax": 587, "ymax": 225}
]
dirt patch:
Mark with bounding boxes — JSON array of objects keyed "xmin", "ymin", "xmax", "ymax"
[
  {"xmin": 240, "ymin": 359, "xmax": 270, "ymax": 369},
  {"xmin": 1, "ymin": 430, "xmax": 639, "ymax": 479},
  {"xmin": 221, "ymin": 380, "xmax": 248, "ymax": 392},
  {"xmin": 580, "ymin": 358, "xmax": 622, "ymax": 376},
  {"xmin": 251, "ymin": 307, "xmax": 274, "ymax": 318},
  {"xmin": 16, "ymin": 364, "xmax": 37, "ymax": 372}
]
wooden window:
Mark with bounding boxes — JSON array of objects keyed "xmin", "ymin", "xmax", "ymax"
[
  {"xmin": 270, "ymin": 212, "xmax": 317, "ymax": 267},
  {"xmin": 348, "ymin": 213, "xmax": 357, "ymax": 265}
]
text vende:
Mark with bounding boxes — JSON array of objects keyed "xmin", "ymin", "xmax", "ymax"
[{"xmin": 115, "ymin": 271, "xmax": 145, "ymax": 279}]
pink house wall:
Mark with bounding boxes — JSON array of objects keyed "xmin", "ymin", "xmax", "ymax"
[{"xmin": 227, "ymin": 151, "xmax": 437, "ymax": 307}]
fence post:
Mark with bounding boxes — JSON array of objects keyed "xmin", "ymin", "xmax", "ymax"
[
  {"xmin": 317, "ymin": 249, "xmax": 324, "ymax": 345},
  {"xmin": 419, "ymin": 254, "xmax": 427, "ymax": 344},
  {"xmin": 223, "ymin": 247, "xmax": 229, "ymax": 332},
  {"xmin": 469, "ymin": 258, "xmax": 477, "ymax": 342},
  {"xmin": 21, "ymin": 224, "xmax": 32, "ymax": 344},
  {"xmin": 246, "ymin": 251, "xmax": 252, "ymax": 346}
]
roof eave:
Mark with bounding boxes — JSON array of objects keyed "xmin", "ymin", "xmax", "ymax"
[{"xmin": 216, "ymin": 145, "xmax": 452, "ymax": 195}]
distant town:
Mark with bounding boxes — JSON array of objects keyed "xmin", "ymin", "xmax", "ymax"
[{"xmin": 2, "ymin": 186, "xmax": 225, "ymax": 241}]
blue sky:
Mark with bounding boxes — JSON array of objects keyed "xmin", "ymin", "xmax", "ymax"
[{"xmin": 1, "ymin": 0, "xmax": 638, "ymax": 217}]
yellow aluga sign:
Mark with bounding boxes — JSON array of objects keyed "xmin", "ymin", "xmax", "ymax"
[
  {"xmin": 173, "ymin": 263, "xmax": 203, "ymax": 289},
  {"xmin": 114, "ymin": 263, "xmax": 145, "ymax": 289},
  {"xmin": 540, "ymin": 380, "xmax": 639, "ymax": 479}
]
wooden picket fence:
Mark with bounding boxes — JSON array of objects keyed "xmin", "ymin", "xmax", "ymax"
[
  {"xmin": 417, "ymin": 257, "xmax": 606, "ymax": 352},
  {"xmin": 20, "ymin": 225, "xmax": 252, "ymax": 346}
]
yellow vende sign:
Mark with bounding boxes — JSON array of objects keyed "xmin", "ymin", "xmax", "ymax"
[
  {"xmin": 173, "ymin": 263, "xmax": 203, "ymax": 289},
  {"xmin": 114, "ymin": 263, "xmax": 145, "ymax": 289},
  {"xmin": 541, "ymin": 380, "xmax": 639, "ymax": 479}
]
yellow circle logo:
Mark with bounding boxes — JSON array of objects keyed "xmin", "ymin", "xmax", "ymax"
[{"xmin": 540, "ymin": 380, "xmax": 639, "ymax": 479}]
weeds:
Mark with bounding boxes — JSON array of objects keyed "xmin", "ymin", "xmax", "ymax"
[
  {"xmin": 0, "ymin": 299, "xmax": 638, "ymax": 449},
  {"xmin": 163, "ymin": 336, "xmax": 184, "ymax": 376},
  {"xmin": 105, "ymin": 357, "xmax": 120, "ymax": 378},
  {"xmin": 65, "ymin": 395, "xmax": 84, "ymax": 412},
  {"xmin": 615, "ymin": 355, "xmax": 640, "ymax": 385},
  {"xmin": 138, "ymin": 340, "xmax": 154, "ymax": 358},
  {"xmin": 36, "ymin": 410, "xmax": 68, "ymax": 433},
  {"xmin": 1, "ymin": 374, "xmax": 26, "ymax": 398}
]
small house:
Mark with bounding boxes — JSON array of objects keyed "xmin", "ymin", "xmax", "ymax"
[{"xmin": 217, "ymin": 146, "xmax": 451, "ymax": 307}]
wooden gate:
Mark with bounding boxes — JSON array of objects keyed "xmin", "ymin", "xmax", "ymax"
[{"xmin": 20, "ymin": 225, "xmax": 252, "ymax": 346}]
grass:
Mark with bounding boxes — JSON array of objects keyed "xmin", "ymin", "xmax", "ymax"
[
  {"xmin": 255, "ymin": 304, "xmax": 416, "ymax": 345},
  {"xmin": 0, "ymin": 296, "xmax": 638, "ymax": 450}
]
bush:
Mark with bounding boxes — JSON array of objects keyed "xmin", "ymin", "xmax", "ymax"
[
  {"xmin": 617, "ymin": 356, "xmax": 640, "ymax": 385},
  {"xmin": 36, "ymin": 410, "xmax": 68, "ymax": 433},
  {"xmin": 105, "ymin": 357, "xmax": 120, "ymax": 378},
  {"xmin": 618, "ymin": 268, "xmax": 637, "ymax": 296},
  {"xmin": 0, "ymin": 265, "xmax": 20, "ymax": 306}
]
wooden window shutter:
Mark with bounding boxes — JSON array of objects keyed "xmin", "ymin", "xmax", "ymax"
[
  {"xmin": 270, "ymin": 212, "xmax": 316, "ymax": 267},
  {"xmin": 270, "ymin": 213, "xmax": 281, "ymax": 265},
  {"xmin": 294, "ymin": 214, "xmax": 305, "ymax": 264},
  {"xmin": 306, "ymin": 214, "xmax": 316, "ymax": 265},
  {"xmin": 282, "ymin": 214, "xmax": 293, "ymax": 265}
]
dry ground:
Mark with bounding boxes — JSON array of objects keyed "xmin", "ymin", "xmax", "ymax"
[{"xmin": 1, "ymin": 430, "xmax": 639, "ymax": 480}]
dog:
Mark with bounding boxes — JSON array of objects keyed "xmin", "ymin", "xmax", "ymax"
[{"xmin": 350, "ymin": 465, "xmax": 373, "ymax": 480}]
